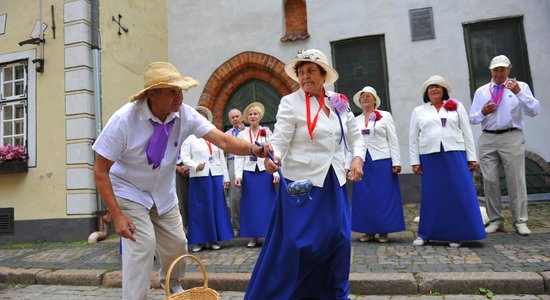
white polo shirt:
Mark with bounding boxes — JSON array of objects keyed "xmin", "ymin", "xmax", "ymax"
[{"xmin": 92, "ymin": 99, "xmax": 215, "ymax": 215}]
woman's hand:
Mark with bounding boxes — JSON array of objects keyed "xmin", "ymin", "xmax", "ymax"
[
  {"xmin": 264, "ymin": 155, "xmax": 281, "ymax": 174},
  {"xmin": 412, "ymin": 164, "xmax": 422, "ymax": 175},
  {"xmin": 273, "ymin": 176, "xmax": 280, "ymax": 184},
  {"xmin": 223, "ymin": 181, "xmax": 230, "ymax": 190},
  {"xmin": 392, "ymin": 166, "xmax": 402, "ymax": 174},
  {"xmin": 468, "ymin": 161, "xmax": 479, "ymax": 171},
  {"xmin": 349, "ymin": 157, "xmax": 364, "ymax": 182},
  {"xmin": 235, "ymin": 178, "xmax": 242, "ymax": 187},
  {"xmin": 196, "ymin": 162, "xmax": 205, "ymax": 172}
]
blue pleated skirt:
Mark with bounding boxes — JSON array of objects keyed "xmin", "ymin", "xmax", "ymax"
[
  {"xmin": 245, "ymin": 168, "xmax": 351, "ymax": 300},
  {"xmin": 187, "ymin": 174, "xmax": 234, "ymax": 244},
  {"xmin": 418, "ymin": 150, "xmax": 486, "ymax": 242},
  {"xmin": 240, "ymin": 170, "xmax": 277, "ymax": 238},
  {"xmin": 352, "ymin": 151, "xmax": 406, "ymax": 234}
]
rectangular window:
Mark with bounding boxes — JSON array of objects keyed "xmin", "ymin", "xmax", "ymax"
[
  {"xmin": 1, "ymin": 61, "xmax": 28, "ymax": 148},
  {"xmin": 463, "ymin": 16, "xmax": 532, "ymax": 97},
  {"xmin": 1, "ymin": 100, "xmax": 27, "ymax": 146},
  {"xmin": 331, "ymin": 35, "xmax": 390, "ymax": 114}
]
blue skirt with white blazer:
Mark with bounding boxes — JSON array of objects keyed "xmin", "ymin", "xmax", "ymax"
[
  {"xmin": 187, "ymin": 174, "xmax": 234, "ymax": 245},
  {"xmin": 418, "ymin": 149, "xmax": 486, "ymax": 242},
  {"xmin": 245, "ymin": 167, "xmax": 351, "ymax": 299}
]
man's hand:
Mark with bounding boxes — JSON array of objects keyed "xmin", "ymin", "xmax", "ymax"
[
  {"xmin": 113, "ymin": 213, "xmax": 137, "ymax": 242},
  {"xmin": 237, "ymin": 123, "xmax": 245, "ymax": 131},
  {"xmin": 468, "ymin": 161, "xmax": 479, "ymax": 171},
  {"xmin": 251, "ymin": 142, "xmax": 273, "ymax": 158},
  {"xmin": 392, "ymin": 166, "xmax": 402, "ymax": 174},
  {"xmin": 223, "ymin": 181, "xmax": 230, "ymax": 190},
  {"xmin": 481, "ymin": 100, "xmax": 497, "ymax": 116},
  {"xmin": 264, "ymin": 155, "xmax": 280, "ymax": 174},
  {"xmin": 506, "ymin": 78, "xmax": 521, "ymax": 94}
]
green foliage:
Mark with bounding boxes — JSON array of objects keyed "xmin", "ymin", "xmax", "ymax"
[{"xmin": 479, "ymin": 287, "xmax": 495, "ymax": 299}]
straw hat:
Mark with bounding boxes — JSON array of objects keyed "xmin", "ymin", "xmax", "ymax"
[
  {"xmin": 130, "ymin": 62, "xmax": 199, "ymax": 101},
  {"xmin": 195, "ymin": 106, "xmax": 213, "ymax": 122},
  {"xmin": 243, "ymin": 102, "xmax": 265, "ymax": 123},
  {"xmin": 283, "ymin": 49, "xmax": 339, "ymax": 86},
  {"xmin": 353, "ymin": 86, "xmax": 381, "ymax": 109},
  {"xmin": 420, "ymin": 75, "xmax": 452, "ymax": 96},
  {"xmin": 489, "ymin": 55, "xmax": 512, "ymax": 69}
]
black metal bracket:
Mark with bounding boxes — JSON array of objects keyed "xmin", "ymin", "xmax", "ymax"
[
  {"xmin": 112, "ymin": 14, "xmax": 129, "ymax": 35},
  {"xmin": 18, "ymin": 37, "xmax": 45, "ymax": 46},
  {"xmin": 32, "ymin": 58, "xmax": 44, "ymax": 73}
]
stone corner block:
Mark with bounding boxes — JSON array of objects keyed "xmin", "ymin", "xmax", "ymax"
[
  {"xmin": 349, "ymin": 272, "xmax": 417, "ymax": 295},
  {"xmin": 36, "ymin": 269, "xmax": 105, "ymax": 286},
  {"xmin": 205, "ymin": 272, "xmax": 251, "ymax": 292},
  {"xmin": 102, "ymin": 270, "xmax": 122, "ymax": 287},
  {"xmin": 0, "ymin": 267, "xmax": 44, "ymax": 284},
  {"xmin": 416, "ymin": 272, "xmax": 544, "ymax": 295},
  {"xmin": 542, "ymin": 271, "xmax": 550, "ymax": 294}
]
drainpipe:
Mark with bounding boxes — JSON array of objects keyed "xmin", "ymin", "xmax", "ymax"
[{"xmin": 88, "ymin": 0, "xmax": 108, "ymax": 243}]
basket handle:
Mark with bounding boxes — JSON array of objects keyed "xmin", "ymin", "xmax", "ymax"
[{"xmin": 164, "ymin": 254, "xmax": 208, "ymax": 297}]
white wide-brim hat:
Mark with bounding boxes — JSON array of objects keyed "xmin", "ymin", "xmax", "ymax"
[
  {"xmin": 284, "ymin": 49, "xmax": 339, "ymax": 86},
  {"xmin": 420, "ymin": 75, "xmax": 452, "ymax": 96},
  {"xmin": 195, "ymin": 106, "xmax": 213, "ymax": 122},
  {"xmin": 489, "ymin": 55, "xmax": 512, "ymax": 69},
  {"xmin": 353, "ymin": 86, "xmax": 381, "ymax": 109},
  {"xmin": 130, "ymin": 62, "xmax": 199, "ymax": 102},
  {"xmin": 243, "ymin": 102, "xmax": 265, "ymax": 123}
]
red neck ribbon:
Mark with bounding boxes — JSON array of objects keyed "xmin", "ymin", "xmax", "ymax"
[{"xmin": 305, "ymin": 89, "xmax": 326, "ymax": 140}]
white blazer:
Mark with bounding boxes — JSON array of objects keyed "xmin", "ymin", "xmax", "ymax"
[
  {"xmin": 346, "ymin": 110, "xmax": 401, "ymax": 167},
  {"xmin": 409, "ymin": 100, "xmax": 477, "ymax": 166},
  {"xmin": 234, "ymin": 127, "xmax": 279, "ymax": 180},
  {"xmin": 270, "ymin": 89, "xmax": 365, "ymax": 187},
  {"xmin": 181, "ymin": 135, "xmax": 230, "ymax": 181}
]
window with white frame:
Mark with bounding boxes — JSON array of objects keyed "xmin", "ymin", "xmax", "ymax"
[{"xmin": 1, "ymin": 61, "xmax": 28, "ymax": 148}]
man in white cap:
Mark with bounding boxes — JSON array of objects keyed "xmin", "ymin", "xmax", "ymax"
[
  {"xmin": 469, "ymin": 55, "xmax": 540, "ymax": 236},
  {"xmin": 92, "ymin": 62, "xmax": 270, "ymax": 299}
]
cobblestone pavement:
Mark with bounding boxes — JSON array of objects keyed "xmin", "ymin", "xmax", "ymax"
[
  {"xmin": 1, "ymin": 202, "xmax": 549, "ymax": 275},
  {"xmin": 0, "ymin": 284, "xmax": 548, "ymax": 300}
]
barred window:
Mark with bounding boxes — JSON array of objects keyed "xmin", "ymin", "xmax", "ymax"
[
  {"xmin": 1, "ymin": 61, "xmax": 28, "ymax": 148},
  {"xmin": 1, "ymin": 61, "xmax": 27, "ymax": 101}
]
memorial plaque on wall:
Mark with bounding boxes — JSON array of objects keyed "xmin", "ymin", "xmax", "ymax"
[{"xmin": 409, "ymin": 7, "xmax": 435, "ymax": 41}]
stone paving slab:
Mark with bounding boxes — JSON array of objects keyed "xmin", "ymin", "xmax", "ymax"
[
  {"xmin": 36, "ymin": 269, "xmax": 105, "ymax": 286},
  {"xmin": 349, "ymin": 273, "xmax": 417, "ymax": 295},
  {"xmin": 416, "ymin": 272, "xmax": 545, "ymax": 295}
]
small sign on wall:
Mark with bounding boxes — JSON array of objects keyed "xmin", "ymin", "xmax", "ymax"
[
  {"xmin": 0, "ymin": 14, "xmax": 6, "ymax": 35},
  {"xmin": 409, "ymin": 7, "xmax": 435, "ymax": 41}
]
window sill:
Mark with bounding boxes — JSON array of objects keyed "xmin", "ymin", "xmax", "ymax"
[{"xmin": 0, "ymin": 160, "xmax": 28, "ymax": 174}]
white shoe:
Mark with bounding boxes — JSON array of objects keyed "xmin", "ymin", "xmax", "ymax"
[
  {"xmin": 377, "ymin": 234, "xmax": 389, "ymax": 243},
  {"xmin": 211, "ymin": 243, "xmax": 221, "ymax": 250},
  {"xmin": 449, "ymin": 242, "xmax": 461, "ymax": 248},
  {"xmin": 160, "ymin": 279, "xmax": 184, "ymax": 295},
  {"xmin": 412, "ymin": 237, "xmax": 426, "ymax": 246},
  {"xmin": 485, "ymin": 222, "xmax": 504, "ymax": 234},
  {"xmin": 359, "ymin": 234, "xmax": 375, "ymax": 242},
  {"xmin": 514, "ymin": 223, "xmax": 531, "ymax": 236},
  {"xmin": 192, "ymin": 244, "xmax": 204, "ymax": 252},
  {"xmin": 247, "ymin": 238, "xmax": 258, "ymax": 248}
]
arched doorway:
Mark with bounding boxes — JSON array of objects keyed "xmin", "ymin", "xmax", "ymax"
[{"xmin": 222, "ymin": 80, "xmax": 282, "ymax": 131}]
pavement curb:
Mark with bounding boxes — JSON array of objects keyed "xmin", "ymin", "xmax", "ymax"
[{"xmin": 1, "ymin": 267, "xmax": 549, "ymax": 295}]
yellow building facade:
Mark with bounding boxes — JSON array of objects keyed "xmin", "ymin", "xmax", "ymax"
[{"xmin": 0, "ymin": 0, "xmax": 167, "ymax": 243}]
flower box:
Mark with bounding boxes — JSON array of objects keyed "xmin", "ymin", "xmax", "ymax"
[{"xmin": 0, "ymin": 160, "xmax": 28, "ymax": 174}]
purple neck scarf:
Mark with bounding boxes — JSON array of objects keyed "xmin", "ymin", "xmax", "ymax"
[{"xmin": 146, "ymin": 118, "xmax": 176, "ymax": 169}]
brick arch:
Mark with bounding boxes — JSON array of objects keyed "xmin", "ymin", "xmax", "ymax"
[{"xmin": 198, "ymin": 51, "xmax": 299, "ymax": 128}]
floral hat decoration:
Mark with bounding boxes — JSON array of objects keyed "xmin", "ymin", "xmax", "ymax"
[
  {"xmin": 353, "ymin": 86, "xmax": 381, "ymax": 109},
  {"xmin": 284, "ymin": 49, "xmax": 339, "ymax": 86},
  {"xmin": 243, "ymin": 102, "xmax": 265, "ymax": 123},
  {"xmin": 130, "ymin": 62, "xmax": 199, "ymax": 102}
]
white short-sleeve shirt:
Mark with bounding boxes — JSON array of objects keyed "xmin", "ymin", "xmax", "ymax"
[{"xmin": 92, "ymin": 99, "xmax": 215, "ymax": 215}]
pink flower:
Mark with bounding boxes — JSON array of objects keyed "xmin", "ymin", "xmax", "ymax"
[
  {"xmin": 329, "ymin": 93, "xmax": 349, "ymax": 113},
  {"xmin": 444, "ymin": 99, "xmax": 458, "ymax": 111},
  {"xmin": 0, "ymin": 144, "xmax": 27, "ymax": 162}
]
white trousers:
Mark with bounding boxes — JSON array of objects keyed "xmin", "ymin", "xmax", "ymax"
[
  {"xmin": 478, "ymin": 130, "xmax": 528, "ymax": 225},
  {"xmin": 117, "ymin": 197, "xmax": 187, "ymax": 300}
]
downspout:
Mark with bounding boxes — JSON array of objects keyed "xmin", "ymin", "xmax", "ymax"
[{"xmin": 88, "ymin": 0, "xmax": 108, "ymax": 243}]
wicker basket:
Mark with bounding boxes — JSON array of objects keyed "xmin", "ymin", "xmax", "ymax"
[{"xmin": 164, "ymin": 254, "xmax": 220, "ymax": 300}]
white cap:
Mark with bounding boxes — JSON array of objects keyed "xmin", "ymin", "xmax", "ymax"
[{"xmin": 489, "ymin": 55, "xmax": 511, "ymax": 69}]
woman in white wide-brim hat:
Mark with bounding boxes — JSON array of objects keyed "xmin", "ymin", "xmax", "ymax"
[
  {"xmin": 234, "ymin": 101, "xmax": 279, "ymax": 248},
  {"xmin": 181, "ymin": 106, "xmax": 234, "ymax": 253},
  {"xmin": 347, "ymin": 86, "xmax": 406, "ymax": 244},
  {"xmin": 244, "ymin": 49, "xmax": 366, "ymax": 300},
  {"xmin": 409, "ymin": 75, "xmax": 486, "ymax": 248}
]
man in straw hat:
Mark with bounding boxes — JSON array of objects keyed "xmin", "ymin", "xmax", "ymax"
[
  {"xmin": 92, "ymin": 62, "xmax": 270, "ymax": 299},
  {"xmin": 469, "ymin": 55, "xmax": 540, "ymax": 236}
]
